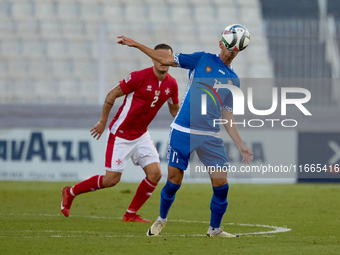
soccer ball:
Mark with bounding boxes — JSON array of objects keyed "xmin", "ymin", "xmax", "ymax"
[{"xmin": 221, "ymin": 24, "xmax": 250, "ymax": 52}]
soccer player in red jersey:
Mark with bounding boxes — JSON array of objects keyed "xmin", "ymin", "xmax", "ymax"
[{"xmin": 60, "ymin": 44, "xmax": 179, "ymax": 222}]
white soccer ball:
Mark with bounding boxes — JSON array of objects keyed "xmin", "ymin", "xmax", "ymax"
[{"xmin": 221, "ymin": 24, "xmax": 250, "ymax": 52}]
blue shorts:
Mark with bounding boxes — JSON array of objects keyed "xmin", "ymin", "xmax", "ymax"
[{"xmin": 167, "ymin": 128, "xmax": 229, "ymax": 170}]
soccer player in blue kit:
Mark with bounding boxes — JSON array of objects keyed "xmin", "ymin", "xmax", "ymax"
[{"xmin": 117, "ymin": 25, "xmax": 254, "ymax": 237}]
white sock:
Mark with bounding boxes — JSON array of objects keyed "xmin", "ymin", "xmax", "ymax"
[
  {"xmin": 157, "ymin": 216, "xmax": 167, "ymax": 224},
  {"xmin": 209, "ymin": 226, "xmax": 221, "ymax": 235}
]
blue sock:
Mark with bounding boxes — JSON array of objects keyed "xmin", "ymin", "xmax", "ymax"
[
  {"xmin": 210, "ymin": 183, "xmax": 229, "ymax": 228},
  {"xmin": 159, "ymin": 179, "xmax": 181, "ymax": 219}
]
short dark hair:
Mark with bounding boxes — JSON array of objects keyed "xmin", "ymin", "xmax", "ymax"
[{"xmin": 154, "ymin": 43, "xmax": 173, "ymax": 54}]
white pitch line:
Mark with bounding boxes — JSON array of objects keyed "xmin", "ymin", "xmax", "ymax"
[
  {"xmin": 167, "ymin": 219, "xmax": 291, "ymax": 236},
  {"xmin": 1, "ymin": 213, "xmax": 291, "ymax": 236}
]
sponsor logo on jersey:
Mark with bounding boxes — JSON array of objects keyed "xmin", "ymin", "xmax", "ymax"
[
  {"xmin": 218, "ymin": 69, "xmax": 225, "ymax": 75},
  {"xmin": 146, "ymin": 85, "xmax": 152, "ymax": 91},
  {"xmin": 125, "ymin": 74, "xmax": 131, "ymax": 83}
]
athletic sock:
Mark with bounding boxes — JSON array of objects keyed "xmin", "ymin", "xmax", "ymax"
[
  {"xmin": 71, "ymin": 175, "xmax": 104, "ymax": 196},
  {"xmin": 126, "ymin": 177, "xmax": 157, "ymax": 214},
  {"xmin": 157, "ymin": 216, "xmax": 167, "ymax": 224},
  {"xmin": 159, "ymin": 179, "xmax": 181, "ymax": 219},
  {"xmin": 208, "ymin": 226, "xmax": 221, "ymax": 235},
  {"xmin": 210, "ymin": 183, "xmax": 229, "ymax": 229}
]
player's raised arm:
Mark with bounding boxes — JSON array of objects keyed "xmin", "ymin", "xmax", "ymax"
[
  {"xmin": 117, "ymin": 35, "xmax": 177, "ymax": 67},
  {"xmin": 90, "ymin": 84, "xmax": 124, "ymax": 140},
  {"xmin": 222, "ymin": 109, "xmax": 254, "ymax": 164}
]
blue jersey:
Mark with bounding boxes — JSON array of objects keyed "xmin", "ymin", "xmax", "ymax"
[{"xmin": 173, "ymin": 52, "xmax": 240, "ymax": 135}]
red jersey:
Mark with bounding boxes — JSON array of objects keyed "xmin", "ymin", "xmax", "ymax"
[{"xmin": 109, "ymin": 67, "xmax": 179, "ymax": 140}]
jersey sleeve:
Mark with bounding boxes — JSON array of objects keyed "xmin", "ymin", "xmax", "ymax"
[
  {"xmin": 119, "ymin": 72, "xmax": 140, "ymax": 94},
  {"xmin": 222, "ymin": 91, "xmax": 233, "ymax": 112},
  {"xmin": 168, "ymin": 81, "xmax": 179, "ymax": 105},
  {"xmin": 174, "ymin": 51, "xmax": 205, "ymax": 70},
  {"xmin": 222, "ymin": 76, "xmax": 240, "ymax": 112}
]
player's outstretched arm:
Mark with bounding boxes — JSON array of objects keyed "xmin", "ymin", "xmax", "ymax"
[
  {"xmin": 117, "ymin": 35, "xmax": 177, "ymax": 67},
  {"xmin": 222, "ymin": 109, "xmax": 254, "ymax": 164},
  {"xmin": 90, "ymin": 84, "xmax": 124, "ymax": 140}
]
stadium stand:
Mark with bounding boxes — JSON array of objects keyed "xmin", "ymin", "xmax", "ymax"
[
  {"xmin": 259, "ymin": 0, "xmax": 340, "ymax": 106},
  {"xmin": 3, "ymin": 0, "xmax": 334, "ymax": 107},
  {"xmin": 0, "ymin": 0, "xmax": 273, "ymax": 105}
]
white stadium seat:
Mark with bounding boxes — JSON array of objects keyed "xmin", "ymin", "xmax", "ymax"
[
  {"xmin": 46, "ymin": 40, "xmax": 68, "ymax": 59},
  {"xmin": 124, "ymin": 26, "xmax": 155, "ymax": 45},
  {"xmin": 119, "ymin": 0, "xmax": 144, "ymax": 6},
  {"xmin": 16, "ymin": 18, "xmax": 39, "ymax": 36},
  {"xmin": 197, "ymin": 26, "xmax": 223, "ymax": 45},
  {"xmin": 148, "ymin": 6, "xmax": 169, "ymax": 25},
  {"xmin": 153, "ymin": 25, "xmax": 174, "ymax": 45},
  {"xmin": 73, "ymin": 60, "xmax": 97, "ymax": 80},
  {"xmin": 1, "ymin": 40, "xmax": 22, "ymax": 58},
  {"xmin": 0, "ymin": 17, "xmax": 16, "ymax": 35},
  {"xmin": 103, "ymin": 5, "xmax": 124, "ymax": 24},
  {"xmin": 172, "ymin": 26, "xmax": 198, "ymax": 45},
  {"xmin": 188, "ymin": 0, "xmax": 213, "ymax": 7},
  {"xmin": 237, "ymin": 0, "xmax": 261, "ymax": 8},
  {"xmin": 35, "ymin": 2, "xmax": 56, "ymax": 20},
  {"xmin": 216, "ymin": 7, "xmax": 238, "ymax": 25},
  {"xmin": 22, "ymin": 40, "xmax": 46, "ymax": 58},
  {"xmin": 240, "ymin": 8, "xmax": 263, "ymax": 26},
  {"xmin": 67, "ymin": 41, "xmax": 92, "ymax": 58},
  {"xmin": 125, "ymin": 6, "xmax": 148, "ymax": 25},
  {"xmin": 61, "ymin": 21, "xmax": 85, "ymax": 40},
  {"xmin": 0, "ymin": 60, "xmax": 8, "ymax": 79},
  {"xmin": 29, "ymin": 58, "xmax": 53, "ymax": 78},
  {"xmin": 212, "ymin": 0, "xmax": 235, "ymax": 6},
  {"xmin": 56, "ymin": 1, "xmax": 80, "ymax": 21},
  {"xmin": 80, "ymin": 2, "xmax": 101, "ymax": 21},
  {"xmin": 169, "ymin": 7, "xmax": 192, "ymax": 25},
  {"xmin": 98, "ymin": 0, "xmax": 122, "ymax": 6},
  {"xmin": 194, "ymin": 6, "xmax": 215, "ymax": 26},
  {"xmin": 52, "ymin": 59, "xmax": 74, "ymax": 78},
  {"xmin": 38, "ymin": 20, "xmax": 62, "ymax": 40},
  {"xmin": 144, "ymin": 0, "xmax": 167, "ymax": 7},
  {"xmin": 11, "ymin": 1, "xmax": 34, "ymax": 20},
  {"xmin": 167, "ymin": 0, "xmax": 189, "ymax": 7},
  {"xmin": 0, "ymin": 1, "xmax": 10, "ymax": 17}
]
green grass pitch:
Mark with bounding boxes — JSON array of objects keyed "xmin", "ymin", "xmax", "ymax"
[{"xmin": 0, "ymin": 181, "xmax": 339, "ymax": 255}]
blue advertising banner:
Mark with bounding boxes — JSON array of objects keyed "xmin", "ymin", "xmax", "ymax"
[{"xmin": 298, "ymin": 132, "xmax": 340, "ymax": 182}]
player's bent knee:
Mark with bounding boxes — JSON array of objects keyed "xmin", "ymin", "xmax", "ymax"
[
  {"xmin": 167, "ymin": 166, "xmax": 184, "ymax": 185},
  {"xmin": 147, "ymin": 171, "xmax": 162, "ymax": 183},
  {"xmin": 154, "ymin": 171, "xmax": 162, "ymax": 182},
  {"xmin": 211, "ymin": 178, "xmax": 228, "ymax": 187},
  {"xmin": 144, "ymin": 162, "xmax": 162, "ymax": 183}
]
